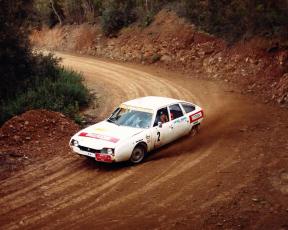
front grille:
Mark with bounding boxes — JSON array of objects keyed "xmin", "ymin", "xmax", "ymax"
[{"xmin": 79, "ymin": 145, "xmax": 99, "ymax": 153}]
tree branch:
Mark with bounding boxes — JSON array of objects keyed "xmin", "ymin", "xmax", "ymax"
[{"xmin": 50, "ymin": 0, "xmax": 62, "ymax": 25}]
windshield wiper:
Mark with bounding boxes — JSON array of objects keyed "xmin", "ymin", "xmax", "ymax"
[
  {"xmin": 107, "ymin": 117, "xmax": 115, "ymax": 123},
  {"xmin": 107, "ymin": 117, "xmax": 120, "ymax": 126}
]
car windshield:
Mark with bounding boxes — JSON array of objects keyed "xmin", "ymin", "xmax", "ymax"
[{"xmin": 107, "ymin": 107, "xmax": 152, "ymax": 129}]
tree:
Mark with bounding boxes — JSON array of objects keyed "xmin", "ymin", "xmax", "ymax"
[
  {"xmin": 0, "ymin": 0, "xmax": 34, "ymax": 100},
  {"xmin": 50, "ymin": 0, "xmax": 63, "ymax": 25},
  {"xmin": 33, "ymin": 0, "xmax": 58, "ymax": 27},
  {"xmin": 101, "ymin": 0, "xmax": 137, "ymax": 36}
]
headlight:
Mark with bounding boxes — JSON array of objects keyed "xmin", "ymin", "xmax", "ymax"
[
  {"xmin": 101, "ymin": 148, "xmax": 114, "ymax": 155},
  {"xmin": 71, "ymin": 139, "xmax": 79, "ymax": 147},
  {"xmin": 107, "ymin": 148, "xmax": 113, "ymax": 155}
]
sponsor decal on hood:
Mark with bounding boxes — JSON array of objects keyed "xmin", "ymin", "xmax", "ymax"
[
  {"xmin": 76, "ymin": 121, "xmax": 145, "ymax": 145},
  {"xmin": 79, "ymin": 132, "xmax": 119, "ymax": 143}
]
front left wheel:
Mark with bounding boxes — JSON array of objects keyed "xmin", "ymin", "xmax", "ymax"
[{"xmin": 130, "ymin": 145, "xmax": 146, "ymax": 164}]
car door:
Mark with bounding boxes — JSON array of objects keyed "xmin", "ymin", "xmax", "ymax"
[
  {"xmin": 151, "ymin": 107, "xmax": 173, "ymax": 148},
  {"xmin": 168, "ymin": 103, "xmax": 188, "ymax": 141}
]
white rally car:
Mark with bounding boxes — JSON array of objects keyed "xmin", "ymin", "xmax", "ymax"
[{"xmin": 69, "ymin": 96, "xmax": 204, "ymax": 164}]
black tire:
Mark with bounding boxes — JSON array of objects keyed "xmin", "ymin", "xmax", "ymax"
[{"xmin": 130, "ymin": 145, "xmax": 146, "ymax": 164}]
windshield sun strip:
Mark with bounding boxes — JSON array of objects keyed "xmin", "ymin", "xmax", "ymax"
[{"xmin": 119, "ymin": 104, "xmax": 154, "ymax": 114}]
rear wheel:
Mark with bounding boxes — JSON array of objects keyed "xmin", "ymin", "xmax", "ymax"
[{"xmin": 130, "ymin": 145, "xmax": 146, "ymax": 164}]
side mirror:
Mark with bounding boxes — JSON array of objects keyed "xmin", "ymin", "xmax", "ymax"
[{"xmin": 158, "ymin": 122, "xmax": 163, "ymax": 128}]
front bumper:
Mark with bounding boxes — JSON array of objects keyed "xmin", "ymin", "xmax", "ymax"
[{"xmin": 71, "ymin": 146, "xmax": 115, "ymax": 163}]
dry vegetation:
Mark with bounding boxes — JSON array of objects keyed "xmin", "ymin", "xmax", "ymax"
[{"xmin": 31, "ymin": 0, "xmax": 288, "ymax": 40}]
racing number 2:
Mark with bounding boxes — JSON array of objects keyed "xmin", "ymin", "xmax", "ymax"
[{"xmin": 157, "ymin": 131, "xmax": 161, "ymax": 142}]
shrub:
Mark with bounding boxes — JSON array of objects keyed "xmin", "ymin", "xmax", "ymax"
[
  {"xmin": 0, "ymin": 67, "xmax": 89, "ymax": 125},
  {"xmin": 136, "ymin": 9, "xmax": 155, "ymax": 27},
  {"xmin": 177, "ymin": 0, "xmax": 288, "ymax": 42},
  {"xmin": 100, "ymin": 0, "xmax": 137, "ymax": 36},
  {"xmin": 101, "ymin": 7, "xmax": 126, "ymax": 36}
]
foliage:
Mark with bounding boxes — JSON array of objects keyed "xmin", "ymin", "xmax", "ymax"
[
  {"xmin": 101, "ymin": 0, "xmax": 137, "ymax": 36},
  {"xmin": 33, "ymin": 0, "xmax": 103, "ymax": 25},
  {"xmin": 31, "ymin": 0, "xmax": 287, "ymax": 40},
  {"xmin": 0, "ymin": 0, "xmax": 34, "ymax": 100},
  {"xmin": 178, "ymin": 0, "xmax": 288, "ymax": 41},
  {"xmin": 33, "ymin": 0, "xmax": 62, "ymax": 27},
  {"xmin": 0, "ymin": 62, "xmax": 89, "ymax": 125},
  {"xmin": 61, "ymin": 0, "xmax": 84, "ymax": 24},
  {"xmin": 0, "ymin": 0, "xmax": 90, "ymax": 125},
  {"xmin": 142, "ymin": 11, "xmax": 154, "ymax": 27},
  {"xmin": 31, "ymin": 0, "xmax": 174, "ymax": 35},
  {"xmin": 136, "ymin": 8, "xmax": 155, "ymax": 27}
]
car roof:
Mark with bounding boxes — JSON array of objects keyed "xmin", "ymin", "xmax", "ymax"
[{"xmin": 122, "ymin": 96, "xmax": 183, "ymax": 111}]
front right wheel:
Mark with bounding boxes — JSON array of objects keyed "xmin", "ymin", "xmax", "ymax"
[{"xmin": 130, "ymin": 145, "xmax": 146, "ymax": 164}]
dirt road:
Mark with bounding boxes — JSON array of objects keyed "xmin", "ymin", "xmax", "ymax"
[{"xmin": 0, "ymin": 53, "xmax": 288, "ymax": 229}]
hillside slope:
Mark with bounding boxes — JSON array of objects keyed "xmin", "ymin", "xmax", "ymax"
[{"xmin": 31, "ymin": 10, "xmax": 288, "ymax": 107}]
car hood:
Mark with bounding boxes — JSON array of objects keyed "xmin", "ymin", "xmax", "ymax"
[{"xmin": 73, "ymin": 121, "xmax": 144, "ymax": 149}]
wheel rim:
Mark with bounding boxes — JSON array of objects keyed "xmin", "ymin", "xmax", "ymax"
[{"xmin": 131, "ymin": 147, "xmax": 144, "ymax": 163}]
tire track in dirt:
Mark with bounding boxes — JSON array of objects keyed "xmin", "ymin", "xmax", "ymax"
[
  {"xmin": 104, "ymin": 158, "xmax": 249, "ymax": 230},
  {"xmin": 0, "ymin": 156, "xmax": 71, "ymax": 191},
  {"xmin": 24, "ymin": 146, "xmax": 216, "ymax": 230},
  {"xmin": 2, "ymin": 169, "xmax": 134, "ymax": 230},
  {"xmin": 0, "ymin": 160, "xmax": 85, "ymax": 215}
]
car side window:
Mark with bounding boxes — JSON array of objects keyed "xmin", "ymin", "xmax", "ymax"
[
  {"xmin": 169, "ymin": 104, "xmax": 184, "ymax": 120},
  {"xmin": 153, "ymin": 107, "xmax": 169, "ymax": 126},
  {"xmin": 181, "ymin": 103, "xmax": 195, "ymax": 113}
]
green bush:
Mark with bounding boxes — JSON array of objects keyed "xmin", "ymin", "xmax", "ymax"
[
  {"xmin": 177, "ymin": 0, "xmax": 288, "ymax": 42},
  {"xmin": 0, "ymin": 67, "xmax": 89, "ymax": 125},
  {"xmin": 100, "ymin": 0, "xmax": 137, "ymax": 36},
  {"xmin": 101, "ymin": 7, "xmax": 126, "ymax": 36}
]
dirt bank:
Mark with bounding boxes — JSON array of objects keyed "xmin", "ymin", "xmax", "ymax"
[
  {"xmin": 0, "ymin": 110, "xmax": 79, "ymax": 180},
  {"xmin": 31, "ymin": 10, "xmax": 288, "ymax": 107}
]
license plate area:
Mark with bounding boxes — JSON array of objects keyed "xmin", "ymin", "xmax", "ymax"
[
  {"xmin": 79, "ymin": 151, "xmax": 95, "ymax": 158},
  {"xmin": 95, "ymin": 153, "xmax": 112, "ymax": 163}
]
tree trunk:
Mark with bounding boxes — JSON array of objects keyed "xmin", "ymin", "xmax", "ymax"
[{"xmin": 50, "ymin": 0, "xmax": 62, "ymax": 25}]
